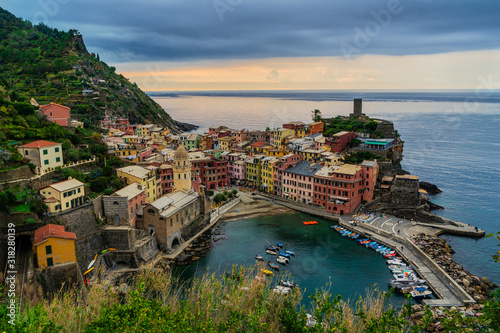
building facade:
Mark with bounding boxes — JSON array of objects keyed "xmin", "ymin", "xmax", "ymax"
[
  {"xmin": 39, "ymin": 178, "xmax": 85, "ymax": 213},
  {"xmin": 33, "ymin": 224, "xmax": 76, "ymax": 270},
  {"xmin": 18, "ymin": 140, "xmax": 63, "ymax": 173}
]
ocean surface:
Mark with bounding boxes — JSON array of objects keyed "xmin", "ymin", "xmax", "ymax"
[{"xmin": 152, "ymin": 90, "xmax": 500, "ymax": 287}]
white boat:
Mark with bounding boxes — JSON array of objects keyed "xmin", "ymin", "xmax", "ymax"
[
  {"xmin": 87, "ymin": 259, "xmax": 96, "ymax": 270},
  {"xmin": 410, "ymin": 288, "xmax": 433, "ymax": 299},
  {"xmin": 387, "ymin": 259, "xmax": 405, "ymax": 265},
  {"xmin": 391, "ymin": 268, "xmax": 414, "ymax": 275},
  {"xmin": 276, "ymin": 257, "xmax": 288, "ymax": 265},
  {"xmin": 388, "ymin": 264, "xmax": 408, "ymax": 270},
  {"xmin": 278, "ymin": 255, "xmax": 290, "ymax": 263},
  {"xmin": 280, "ymin": 280, "xmax": 298, "ymax": 288},
  {"xmin": 273, "ymin": 286, "xmax": 291, "ymax": 294}
]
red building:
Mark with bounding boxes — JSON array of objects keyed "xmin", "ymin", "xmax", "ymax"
[
  {"xmin": 313, "ymin": 162, "xmax": 375, "ymax": 215},
  {"xmin": 39, "ymin": 103, "xmax": 70, "ymax": 126},
  {"xmin": 283, "ymin": 121, "xmax": 306, "ymax": 132},
  {"xmin": 325, "ymin": 131, "xmax": 356, "ymax": 153},
  {"xmin": 191, "ymin": 157, "xmax": 228, "ymax": 190},
  {"xmin": 159, "ymin": 164, "xmax": 175, "ymax": 194},
  {"xmin": 307, "ymin": 122, "xmax": 324, "ymax": 135}
]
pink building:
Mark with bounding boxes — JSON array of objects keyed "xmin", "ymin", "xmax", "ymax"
[
  {"xmin": 225, "ymin": 153, "xmax": 246, "ymax": 184},
  {"xmin": 325, "ymin": 131, "xmax": 357, "ymax": 153},
  {"xmin": 273, "ymin": 154, "xmax": 302, "ymax": 196},
  {"xmin": 39, "ymin": 103, "xmax": 70, "ymax": 126},
  {"xmin": 281, "ymin": 160, "xmax": 321, "ymax": 204},
  {"xmin": 104, "ymin": 182, "xmax": 145, "ymax": 226}
]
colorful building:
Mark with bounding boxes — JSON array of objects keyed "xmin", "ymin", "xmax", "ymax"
[
  {"xmin": 326, "ymin": 131, "xmax": 357, "ymax": 153},
  {"xmin": 33, "ymin": 224, "xmax": 76, "ymax": 270},
  {"xmin": 307, "ymin": 122, "xmax": 324, "ymax": 135},
  {"xmin": 273, "ymin": 154, "xmax": 302, "ymax": 196},
  {"xmin": 282, "ymin": 161, "xmax": 322, "ymax": 203},
  {"xmin": 245, "ymin": 155, "xmax": 265, "ymax": 188},
  {"xmin": 117, "ymin": 165, "xmax": 158, "ymax": 203},
  {"xmin": 271, "ymin": 128, "xmax": 295, "ymax": 148},
  {"xmin": 261, "ymin": 157, "xmax": 278, "ymax": 193},
  {"xmin": 39, "ymin": 102, "xmax": 70, "ymax": 126},
  {"xmin": 103, "ymin": 182, "xmax": 145, "ymax": 226},
  {"xmin": 18, "ymin": 140, "xmax": 63, "ymax": 173},
  {"xmin": 39, "ymin": 178, "xmax": 85, "ymax": 213}
]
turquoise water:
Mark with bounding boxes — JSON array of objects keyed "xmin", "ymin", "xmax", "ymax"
[{"xmin": 174, "ymin": 212, "xmax": 407, "ymax": 305}]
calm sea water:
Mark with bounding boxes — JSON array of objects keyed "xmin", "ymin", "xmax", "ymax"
[
  {"xmin": 173, "ymin": 212, "xmax": 407, "ymax": 305},
  {"xmin": 152, "ymin": 90, "xmax": 500, "ymax": 286}
]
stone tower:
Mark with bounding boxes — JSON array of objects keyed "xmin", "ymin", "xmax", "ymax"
[
  {"xmin": 349, "ymin": 99, "xmax": 365, "ymax": 118},
  {"xmin": 173, "ymin": 145, "xmax": 192, "ymax": 193}
]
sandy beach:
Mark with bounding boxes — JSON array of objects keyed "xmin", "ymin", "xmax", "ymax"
[{"xmin": 220, "ymin": 193, "xmax": 294, "ymax": 221}]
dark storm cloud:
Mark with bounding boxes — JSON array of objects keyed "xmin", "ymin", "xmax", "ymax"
[{"xmin": 3, "ymin": 0, "xmax": 500, "ymax": 62}]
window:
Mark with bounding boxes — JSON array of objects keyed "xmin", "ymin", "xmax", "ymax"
[
  {"xmin": 44, "ymin": 160, "xmax": 49, "ymax": 165},
  {"xmin": 25, "ymin": 150, "xmax": 28, "ymax": 155},
  {"xmin": 55, "ymin": 147, "xmax": 60, "ymax": 153},
  {"xmin": 45, "ymin": 245, "xmax": 52, "ymax": 255},
  {"xmin": 47, "ymin": 257, "xmax": 53, "ymax": 267},
  {"xmin": 78, "ymin": 188, "xmax": 81, "ymax": 193},
  {"xmin": 43, "ymin": 149, "xmax": 48, "ymax": 155},
  {"xmin": 56, "ymin": 157, "xmax": 60, "ymax": 162},
  {"xmin": 66, "ymin": 202, "xmax": 69, "ymax": 208}
]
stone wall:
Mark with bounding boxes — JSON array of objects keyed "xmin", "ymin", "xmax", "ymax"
[
  {"xmin": 92, "ymin": 195, "xmax": 104, "ymax": 220},
  {"xmin": 75, "ymin": 232, "xmax": 105, "ymax": 274},
  {"xmin": 0, "ymin": 165, "xmax": 33, "ymax": 182},
  {"xmin": 102, "ymin": 196, "xmax": 128, "ymax": 226},
  {"xmin": 56, "ymin": 203, "xmax": 100, "ymax": 238},
  {"xmin": 103, "ymin": 226, "xmax": 135, "ymax": 250},
  {"xmin": 39, "ymin": 262, "xmax": 82, "ymax": 295}
]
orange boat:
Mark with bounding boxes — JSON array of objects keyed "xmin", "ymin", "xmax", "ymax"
[{"xmin": 303, "ymin": 221, "xmax": 319, "ymax": 225}]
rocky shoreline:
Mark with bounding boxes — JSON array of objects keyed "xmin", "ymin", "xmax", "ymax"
[{"xmin": 410, "ymin": 235, "xmax": 498, "ymax": 331}]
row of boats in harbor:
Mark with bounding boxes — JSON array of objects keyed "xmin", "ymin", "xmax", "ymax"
[
  {"xmin": 255, "ymin": 241, "xmax": 296, "ymax": 273},
  {"xmin": 332, "ymin": 224, "xmax": 433, "ymax": 299}
]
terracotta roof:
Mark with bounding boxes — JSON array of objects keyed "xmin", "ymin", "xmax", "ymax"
[
  {"xmin": 251, "ymin": 141, "xmax": 266, "ymax": 147},
  {"xmin": 40, "ymin": 102, "xmax": 70, "ymax": 111},
  {"xmin": 34, "ymin": 224, "xmax": 76, "ymax": 246},
  {"xmin": 20, "ymin": 140, "xmax": 60, "ymax": 148}
]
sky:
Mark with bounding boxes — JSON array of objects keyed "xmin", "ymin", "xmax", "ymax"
[{"xmin": 3, "ymin": 0, "xmax": 500, "ymax": 91}]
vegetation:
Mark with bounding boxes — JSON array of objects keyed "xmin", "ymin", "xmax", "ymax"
[
  {"xmin": 1, "ymin": 266, "xmax": 499, "ymax": 332},
  {"xmin": 213, "ymin": 190, "xmax": 236, "ymax": 204},
  {"xmin": 323, "ymin": 116, "xmax": 382, "ymax": 138},
  {"xmin": 0, "ymin": 7, "xmax": 177, "ymax": 127},
  {"xmin": 486, "ymin": 229, "xmax": 500, "ymax": 262},
  {"xmin": 343, "ymin": 151, "xmax": 381, "ymax": 165}
]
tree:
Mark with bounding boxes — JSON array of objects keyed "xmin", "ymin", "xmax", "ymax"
[
  {"xmin": 486, "ymin": 229, "xmax": 500, "ymax": 262},
  {"xmin": 364, "ymin": 120, "xmax": 378, "ymax": 132},
  {"xmin": 311, "ymin": 109, "xmax": 322, "ymax": 122}
]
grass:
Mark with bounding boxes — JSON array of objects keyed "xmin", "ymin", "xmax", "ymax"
[
  {"xmin": 11, "ymin": 203, "xmax": 31, "ymax": 213},
  {"xmin": 0, "ymin": 264, "xmax": 429, "ymax": 333}
]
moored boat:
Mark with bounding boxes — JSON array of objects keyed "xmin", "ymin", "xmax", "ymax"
[
  {"xmin": 273, "ymin": 285, "xmax": 291, "ymax": 294},
  {"xmin": 276, "ymin": 257, "xmax": 288, "ymax": 265},
  {"xmin": 268, "ymin": 261, "xmax": 280, "ymax": 271},
  {"xmin": 261, "ymin": 269, "xmax": 273, "ymax": 276},
  {"xmin": 410, "ymin": 288, "xmax": 433, "ymax": 299},
  {"xmin": 278, "ymin": 255, "xmax": 290, "ymax": 263},
  {"xmin": 276, "ymin": 242, "xmax": 283, "ymax": 248},
  {"xmin": 255, "ymin": 255, "xmax": 264, "ymax": 261},
  {"xmin": 266, "ymin": 250, "xmax": 276, "ymax": 255},
  {"xmin": 280, "ymin": 280, "xmax": 298, "ymax": 288},
  {"xmin": 279, "ymin": 251, "xmax": 291, "ymax": 258},
  {"xmin": 284, "ymin": 250, "xmax": 295, "ymax": 256}
]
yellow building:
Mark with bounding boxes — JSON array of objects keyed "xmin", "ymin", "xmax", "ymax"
[
  {"xmin": 40, "ymin": 178, "xmax": 85, "ymax": 213},
  {"xmin": 218, "ymin": 136, "xmax": 234, "ymax": 151},
  {"xmin": 34, "ymin": 224, "xmax": 76, "ymax": 270},
  {"xmin": 245, "ymin": 155, "xmax": 265, "ymax": 188},
  {"xmin": 266, "ymin": 147, "xmax": 286, "ymax": 158},
  {"xmin": 272, "ymin": 128, "xmax": 294, "ymax": 147},
  {"xmin": 261, "ymin": 157, "xmax": 278, "ymax": 193},
  {"xmin": 117, "ymin": 165, "xmax": 158, "ymax": 203},
  {"xmin": 116, "ymin": 148, "xmax": 138, "ymax": 160},
  {"xmin": 172, "ymin": 145, "xmax": 192, "ymax": 193},
  {"xmin": 18, "ymin": 140, "xmax": 64, "ymax": 174}
]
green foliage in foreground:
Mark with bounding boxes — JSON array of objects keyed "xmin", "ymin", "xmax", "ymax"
[{"xmin": 0, "ymin": 267, "xmax": 499, "ymax": 332}]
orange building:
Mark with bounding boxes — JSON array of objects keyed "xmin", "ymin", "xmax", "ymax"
[
  {"xmin": 39, "ymin": 103, "xmax": 70, "ymax": 126},
  {"xmin": 33, "ymin": 224, "xmax": 77, "ymax": 269}
]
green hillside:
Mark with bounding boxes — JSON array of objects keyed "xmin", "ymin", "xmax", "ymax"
[{"xmin": 0, "ymin": 7, "xmax": 192, "ymax": 130}]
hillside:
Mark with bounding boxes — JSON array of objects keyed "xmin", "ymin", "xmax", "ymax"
[{"xmin": 0, "ymin": 7, "xmax": 194, "ymax": 131}]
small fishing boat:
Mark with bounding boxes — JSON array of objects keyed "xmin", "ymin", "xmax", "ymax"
[
  {"xmin": 278, "ymin": 255, "xmax": 290, "ymax": 263},
  {"xmin": 410, "ymin": 288, "xmax": 433, "ymax": 299},
  {"xmin": 87, "ymin": 259, "xmax": 96, "ymax": 270},
  {"xmin": 255, "ymin": 255, "xmax": 264, "ymax": 261},
  {"xmin": 280, "ymin": 280, "xmax": 298, "ymax": 288},
  {"xmin": 279, "ymin": 251, "xmax": 291, "ymax": 258},
  {"xmin": 276, "ymin": 257, "xmax": 288, "ymax": 265},
  {"xmin": 266, "ymin": 246, "xmax": 279, "ymax": 251},
  {"xmin": 268, "ymin": 261, "xmax": 280, "ymax": 271},
  {"xmin": 266, "ymin": 250, "xmax": 276, "ymax": 255},
  {"xmin": 276, "ymin": 242, "xmax": 283, "ymax": 248},
  {"xmin": 83, "ymin": 266, "xmax": 94, "ymax": 276},
  {"xmin": 284, "ymin": 250, "xmax": 295, "ymax": 256},
  {"xmin": 273, "ymin": 286, "xmax": 291, "ymax": 294},
  {"xmin": 387, "ymin": 259, "xmax": 405, "ymax": 265},
  {"xmin": 261, "ymin": 269, "xmax": 273, "ymax": 276}
]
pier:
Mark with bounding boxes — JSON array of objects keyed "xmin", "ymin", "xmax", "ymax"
[{"xmin": 253, "ymin": 193, "xmax": 482, "ymax": 307}]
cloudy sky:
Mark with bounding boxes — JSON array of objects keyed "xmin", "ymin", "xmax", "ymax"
[{"xmin": 3, "ymin": 0, "xmax": 500, "ymax": 90}]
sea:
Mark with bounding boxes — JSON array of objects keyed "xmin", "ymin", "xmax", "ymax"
[{"xmin": 150, "ymin": 90, "xmax": 500, "ymax": 297}]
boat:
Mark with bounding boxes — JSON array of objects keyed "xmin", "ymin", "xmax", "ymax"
[
  {"xmin": 284, "ymin": 250, "xmax": 295, "ymax": 256},
  {"xmin": 83, "ymin": 267, "xmax": 94, "ymax": 276},
  {"xmin": 261, "ymin": 269, "xmax": 273, "ymax": 276},
  {"xmin": 278, "ymin": 255, "xmax": 290, "ymax": 263},
  {"xmin": 276, "ymin": 257, "xmax": 288, "ymax": 265},
  {"xmin": 388, "ymin": 264, "xmax": 409, "ymax": 270},
  {"xmin": 273, "ymin": 286, "xmax": 291, "ymax": 294},
  {"xmin": 279, "ymin": 252, "xmax": 291, "ymax": 258},
  {"xmin": 266, "ymin": 246, "xmax": 279, "ymax": 251},
  {"xmin": 87, "ymin": 259, "xmax": 96, "ymax": 270},
  {"xmin": 266, "ymin": 250, "xmax": 276, "ymax": 255},
  {"xmin": 410, "ymin": 288, "xmax": 433, "ymax": 299},
  {"xmin": 255, "ymin": 255, "xmax": 264, "ymax": 261},
  {"xmin": 276, "ymin": 242, "xmax": 283, "ymax": 248},
  {"xmin": 387, "ymin": 259, "xmax": 405, "ymax": 265},
  {"xmin": 303, "ymin": 221, "xmax": 319, "ymax": 225},
  {"xmin": 268, "ymin": 262, "xmax": 280, "ymax": 271},
  {"xmin": 280, "ymin": 280, "xmax": 298, "ymax": 288}
]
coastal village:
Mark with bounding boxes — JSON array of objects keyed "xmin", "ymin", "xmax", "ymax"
[{"xmin": 1, "ymin": 98, "xmax": 497, "ymax": 328}]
